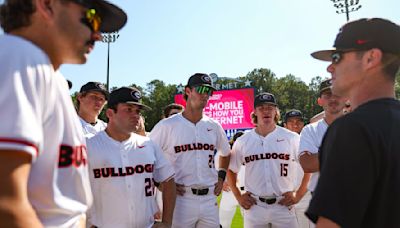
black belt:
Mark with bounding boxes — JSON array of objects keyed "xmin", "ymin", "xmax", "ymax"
[
  {"xmin": 259, "ymin": 197, "xmax": 277, "ymax": 205},
  {"xmin": 191, "ymin": 188, "xmax": 209, "ymax": 195},
  {"xmin": 240, "ymin": 186, "xmax": 245, "ymax": 191}
]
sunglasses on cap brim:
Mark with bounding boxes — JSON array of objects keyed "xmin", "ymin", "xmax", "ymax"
[{"xmin": 194, "ymin": 85, "xmax": 214, "ymax": 96}]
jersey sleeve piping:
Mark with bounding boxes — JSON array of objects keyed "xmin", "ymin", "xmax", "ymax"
[{"xmin": 0, "ymin": 137, "xmax": 38, "ymax": 157}]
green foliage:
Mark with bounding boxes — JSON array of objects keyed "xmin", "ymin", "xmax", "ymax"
[
  {"xmin": 138, "ymin": 80, "xmax": 178, "ymax": 131},
  {"xmin": 72, "ymin": 68, "xmax": 334, "ymax": 129}
]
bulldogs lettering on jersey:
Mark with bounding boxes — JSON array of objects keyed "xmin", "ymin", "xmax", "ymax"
[
  {"xmin": 0, "ymin": 35, "xmax": 91, "ymax": 227},
  {"xmin": 87, "ymin": 131, "xmax": 174, "ymax": 227},
  {"xmin": 93, "ymin": 164, "xmax": 154, "ymax": 178},
  {"xmin": 229, "ymin": 126, "xmax": 300, "ymax": 197},
  {"xmin": 150, "ymin": 113, "xmax": 231, "ymax": 187}
]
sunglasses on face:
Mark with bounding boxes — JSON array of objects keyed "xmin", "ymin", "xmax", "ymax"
[
  {"xmin": 80, "ymin": 8, "xmax": 102, "ymax": 32},
  {"xmin": 331, "ymin": 52, "xmax": 343, "ymax": 64},
  {"xmin": 194, "ymin": 86, "xmax": 214, "ymax": 96}
]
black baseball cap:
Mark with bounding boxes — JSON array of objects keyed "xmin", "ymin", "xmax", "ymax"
[
  {"xmin": 311, "ymin": 18, "xmax": 400, "ymax": 61},
  {"xmin": 186, "ymin": 73, "xmax": 217, "ymax": 90},
  {"xmin": 67, "ymin": 80, "xmax": 73, "ymax": 90},
  {"xmin": 319, "ymin": 79, "xmax": 332, "ymax": 95},
  {"xmin": 108, "ymin": 87, "xmax": 151, "ymax": 110},
  {"xmin": 254, "ymin": 92, "xmax": 277, "ymax": 108},
  {"xmin": 80, "ymin": 82, "xmax": 109, "ymax": 99},
  {"xmin": 284, "ymin": 109, "xmax": 304, "ymax": 123},
  {"xmin": 73, "ymin": 0, "xmax": 127, "ymax": 33}
]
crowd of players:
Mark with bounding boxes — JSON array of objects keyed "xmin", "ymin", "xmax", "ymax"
[
  {"xmin": 73, "ymin": 74, "xmax": 350, "ymax": 228},
  {"xmin": 1, "ymin": 0, "xmax": 400, "ymax": 227}
]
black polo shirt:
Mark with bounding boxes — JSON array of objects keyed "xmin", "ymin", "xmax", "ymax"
[{"xmin": 306, "ymin": 98, "xmax": 400, "ymax": 228}]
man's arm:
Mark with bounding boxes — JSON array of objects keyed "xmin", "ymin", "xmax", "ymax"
[
  {"xmin": 215, "ymin": 155, "xmax": 230, "ymax": 196},
  {"xmin": 299, "ymin": 152, "xmax": 319, "ymax": 173},
  {"xmin": 295, "ymin": 172, "xmax": 311, "ymax": 201},
  {"xmin": 0, "ymin": 150, "xmax": 43, "ymax": 227},
  {"xmin": 160, "ymin": 177, "xmax": 176, "ymax": 227},
  {"xmin": 316, "ymin": 216, "xmax": 340, "ymax": 228},
  {"xmin": 227, "ymin": 169, "xmax": 256, "ymax": 210}
]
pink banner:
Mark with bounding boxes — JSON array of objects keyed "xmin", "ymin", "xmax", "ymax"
[{"xmin": 174, "ymin": 88, "xmax": 255, "ymax": 130}]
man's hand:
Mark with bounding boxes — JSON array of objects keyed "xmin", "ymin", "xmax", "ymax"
[
  {"xmin": 214, "ymin": 178, "xmax": 224, "ymax": 196},
  {"xmin": 278, "ymin": 191, "xmax": 297, "ymax": 207},
  {"xmin": 237, "ymin": 192, "xmax": 257, "ymax": 210},
  {"xmin": 222, "ymin": 181, "xmax": 231, "ymax": 192},
  {"xmin": 175, "ymin": 183, "xmax": 185, "ymax": 196}
]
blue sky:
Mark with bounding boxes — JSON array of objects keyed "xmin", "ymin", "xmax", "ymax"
[{"xmin": 1, "ymin": 1, "xmax": 399, "ymax": 92}]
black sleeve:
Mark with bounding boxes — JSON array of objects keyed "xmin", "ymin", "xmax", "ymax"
[{"xmin": 306, "ymin": 118, "xmax": 376, "ymax": 228}]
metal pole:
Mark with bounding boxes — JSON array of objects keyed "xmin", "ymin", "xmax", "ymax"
[
  {"xmin": 345, "ymin": 0, "xmax": 349, "ymax": 21},
  {"xmin": 331, "ymin": 0, "xmax": 362, "ymax": 22},
  {"xmin": 101, "ymin": 32, "xmax": 119, "ymax": 92},
  {"xmin": 106, "ymin": 42, "xmax": 110, "ymax": 91}
]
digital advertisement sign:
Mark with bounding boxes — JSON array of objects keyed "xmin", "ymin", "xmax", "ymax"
[{"xmin": 174, "ymin": 87, "xmax": 255, "ymax": 130}]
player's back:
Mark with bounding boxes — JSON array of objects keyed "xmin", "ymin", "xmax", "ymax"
[{"xmin": 321, "ymin": 98, "xmax": 400, "ymax": 228}]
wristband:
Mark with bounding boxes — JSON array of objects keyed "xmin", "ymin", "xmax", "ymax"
[{"xmin": 218, "ymin": 169, "xmax": 227, "ymax": 181}]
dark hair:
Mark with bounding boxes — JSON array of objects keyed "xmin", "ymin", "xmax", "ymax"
[
  {"xmin": 229, "ymin": 131, "xmax": 244, "ymax": 149},
  {"xmin": 381, "ymin": 53, "xmax": 400, "ymax": 79},
  {"xmin": 0, "ymin": 0, "xmax": 35, "ymax": 32},
  {"xmin": 163, "ymin": 103, "xmax": 184, "ymax": 118}
]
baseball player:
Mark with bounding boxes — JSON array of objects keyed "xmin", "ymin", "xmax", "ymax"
[
  {"xmin": 163, "ymin": 103, "xmax": 184, "ymax": 118},
  {"xmin": 150, "ymin": 73, "xmax": 231, "ymax": 228},
  {"xmin": 283, "ymin": 110, "xmax": 312, "ymax": 228},
  {"xmin": 77, "ymin": 82, "xmax": 108, "ymax": 138},
  {"xmin": 219, "ymin": 131, "xmax": 245, "ymax": 228},
  {"xmin": 0, "ymin": 0, "xmax": 126, "ymax": 227},
  {"xmin": 87, "ymin": 87, "xmax": 176, "ymax": 228},
  {"xmin": 152, "ymin": 103, "xmax": 184, "ymax": 221},
  {"xmin": 228, "ymin": 92, "xmax": 301, "ymax": 228},
  {"xmin": 298, "ymin": 79, "xmax": 346, "ymax": 200}
]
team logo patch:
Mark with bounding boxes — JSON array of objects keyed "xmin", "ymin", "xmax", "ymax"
[
  {"xmin": 96, "ymin": 83, "xmax": 106, "ymax": 90},
  {"xmin": 131, "ymin": 91, "xmax": 141, "ymax": 100},
  {"xmin": 261, "ymin": 94, "xmax": 272, "ymax": 101},
  {"xmin": 201, "ymin": 75, "xmax": 211, "ymax": 83}
]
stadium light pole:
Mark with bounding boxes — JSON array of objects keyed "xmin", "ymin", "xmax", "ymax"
[
  {"xmin": 331, "ymin": 0, "xmax": 362, "ymax": 22},
  {"xmin": 101, "ymin": 32, "xmax": 120, "ymax": 91}
]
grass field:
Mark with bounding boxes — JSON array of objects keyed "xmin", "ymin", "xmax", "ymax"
[
  {"xmin": 230, "ymin": 206, "xmax": 244, "ymax": 228},
  {"xmin": 218, "ymin": 195, "xmax": 244, "ymax": 228}
]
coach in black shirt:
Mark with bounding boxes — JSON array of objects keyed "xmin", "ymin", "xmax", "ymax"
[{"xmin": 306, "ymin": 18, "xmax": 400, "ymax": 228}]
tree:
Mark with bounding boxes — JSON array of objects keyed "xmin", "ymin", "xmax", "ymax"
[
  {"xmin": 140, "ymin": 80, "xmax": 178, "ymax": 130},
  {"xmin": 245, "ymin": 68, "xmax": 277, "ymax": 93},
  {"xmin": 272, "ymin": 74, "xmax": 310, "ymax": 120}
]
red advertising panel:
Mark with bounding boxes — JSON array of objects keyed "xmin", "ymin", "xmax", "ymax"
[{"xmin": 174, "ymin": 88, "xmax": 255, "ymax": 130}]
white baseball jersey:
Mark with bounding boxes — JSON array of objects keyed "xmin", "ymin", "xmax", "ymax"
[
  {"xmin": 79, "ymin": 117, "xmax": 107, "ymax": 138},
  {"xmin": 229, "ymin": 126, "xmax": 300, "ymax": 197},
  {"xmin": 298, "ymin": 118, "xmax": 328, "ymax": 192},
  {"xmin": 86, "ymin": 131, "xmax": 174, "ymax": 228},
  {"xmin": 150, "ymin": 113, "xmax": 231, "ymax": 187},
  {"xmin": 0, "ymin": 34, "xmax": 92, "ymax": 227}
]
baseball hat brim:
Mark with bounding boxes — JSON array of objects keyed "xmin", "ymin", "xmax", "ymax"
[
  {"xmin": 187, "ymin": 83, "xmax": 217, "ymax": 91},
  {"xmin": 90, "ymin": 89, "xmax": 109, "ymax": 99},
  {"xmin": 125, "ymin": 101, "xmax": 152, "ymax": 111},
  {"xmin": 254, "ymin": 102, "xmax": 277, "ymax": 108},
  {"xmin": 95, "ymin": 0, "xmax": 127, "ymax": 33},
  {"xmin": 200, "ymin": 84, "xmax": 217, "ymax": 91},
  {"xmin": 311, "ymin": 49, "xmax": 336, "ymax": 61}
]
